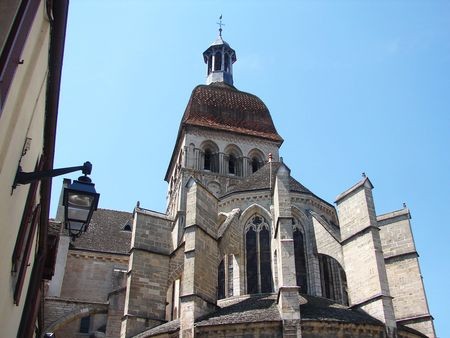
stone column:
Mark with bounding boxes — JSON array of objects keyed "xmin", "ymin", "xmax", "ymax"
[
  {"xmin": 193, "ymin": 149, "xmax": 200, "ymax": 170},
  {"xmin": 242, "ymin": 156, "xmax": 249, "ymax": 177},
  {"xmin": 218, "ymin": 152, "xmax": 225, "ymax": 174},
  {"xmin": 336, "ymin": 177, "xmax": 397, "ymax": 337}
]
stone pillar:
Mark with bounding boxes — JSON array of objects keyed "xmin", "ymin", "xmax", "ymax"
[
  {"xmin": 336, "ymin": 177, "xmax": 396, "ymax": 336},
  {"xmin": 180, "ymin": 179, "xmax": 219, "ymax": 338},
  {"xmin": 273, "ymin": 164, "xmax": 302, "ymax": 337},
  {"xmin": 242, "ymin": 156, "xmax": 249, "ymax": 177},
  {"xmin": 120, "ymin": 209, "xmax": 172, "ymax": 338},
  {"xmin": 218, "ymin": 152, "xmax": 225, "ymax": 174},
  {"xmin": 194, "ymin": 148, "xmax": 200, "ymax": 170}
]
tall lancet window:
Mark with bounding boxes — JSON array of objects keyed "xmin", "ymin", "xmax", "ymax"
[
  {"xmin": 224, "ymin": 53, "xmax": 230, "ymax": 72},
  {"xmin": 214, "ymin": 51, "xmax": 222, "ymax": 71},
  {"xmin": 207, "ymin": 56, "xmax": 212, "ymax": 75},
  {"xmin": 293, "ymin": 220, "xmax": 308, "ymax": 293},
  {"xmin": 245, "ymin": 215, "xmax": 273, "ymax": 294}
]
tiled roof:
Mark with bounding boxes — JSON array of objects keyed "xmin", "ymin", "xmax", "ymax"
[
  {"xmin": 182, "ymin": 83, "xmax": 283, "ymax": 143},
  {"xmin": 70, "ymin": 208, "xmax": 132, "ymax": 255},
  {"xmin": 222, "ymin": 162, "xmax": 312, "ymax": 197}
]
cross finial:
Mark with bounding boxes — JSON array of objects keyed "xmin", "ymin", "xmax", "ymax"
[{"xmin": 217, "ymin": 14, "xmax": 225, "ymax": 37}]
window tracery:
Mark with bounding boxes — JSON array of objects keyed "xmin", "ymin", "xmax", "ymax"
[
  {"xmin": 245, "ymin": 215, "xmax": 273, "ymax": 294},
  {"xmin": 292, "ymin": 218, "xmax": 308, "ymax": 293}
]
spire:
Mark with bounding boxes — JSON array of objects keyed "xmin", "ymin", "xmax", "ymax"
[
  {"xmin": 217, "ymin": 14, "xmax": 224, "ymax": 37},
  {"xmin": 203, "ymin": 16, "xmax": 237, "ymax": 86}
]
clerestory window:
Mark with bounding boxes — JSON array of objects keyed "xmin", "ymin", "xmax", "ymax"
[
  {"xmin": 245, "ymin": 215, "xmax": 273, "ymax": 294},
  {"xmin": 217, "ymin": 255, "xmax": 234, "ymax": 300},
  {"xmin": 319, "ymin": 254, "xmax": 348, "ymax": 305},
  {"xmin": 293, "ymin": 228, "xmax": 308, "ymax": 293}
]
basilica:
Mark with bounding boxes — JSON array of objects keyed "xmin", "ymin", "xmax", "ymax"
[{"xmin": 44, "ymin": 29, "xmax": 435, "ymax": 338}]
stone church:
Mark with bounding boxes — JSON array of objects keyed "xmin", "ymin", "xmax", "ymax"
[{"xmin": 44, "ymin": 30, "xmax": 435, "ymax": 338}]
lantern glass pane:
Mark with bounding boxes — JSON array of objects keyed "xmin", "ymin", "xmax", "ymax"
[
  {"xmin": 69, "ymin": 221, "xmax": 85, "ymax": 232},
  {"xmin": 68, "ymin": 193, "xmax": 94, "ymax": 208},
  {"xmin": 67, "ymin": 206, "xmax": 90, "ymax": 222}
]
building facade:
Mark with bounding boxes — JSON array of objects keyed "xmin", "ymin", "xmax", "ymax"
[
  {"xmin": 45, "ymin": 31, "xmax": 435, "ymax": 338},
  {"xmin": 0, "ymin": 1, "xmax": 68, "ymax": 337}
]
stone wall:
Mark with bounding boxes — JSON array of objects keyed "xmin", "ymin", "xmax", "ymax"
[
  {"xmin": 60, "ymin": 251, "xmax": 128, "ymax": 303},
  {"xmin": 196, "ymin": 322, "xmax": 282, "ymax": 337},
  {"xmin": 311, "ymin": 215, "xmax": 343, "ymax": 266}
]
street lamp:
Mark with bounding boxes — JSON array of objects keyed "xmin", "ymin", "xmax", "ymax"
[
  {"xmin": 63, "ymin": 174, "xmax": 99, "ymax": 239},
  {"xmin": 14, "ymin": 161, "xmax": 100, "ymax": 240}
]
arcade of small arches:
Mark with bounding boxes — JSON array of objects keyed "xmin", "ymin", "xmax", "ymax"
[{"xmin": 187, "ymin": 141, "xmax": 267, "ymax": 177}]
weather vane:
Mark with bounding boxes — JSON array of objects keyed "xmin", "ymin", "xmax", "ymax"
[{"xmin": 217, "ymin": 14, "xmax": 225, "ymax": 37}]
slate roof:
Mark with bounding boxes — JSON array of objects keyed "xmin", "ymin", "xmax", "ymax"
[
  {"xmin": 300, "ymin": 295, "xmax": 382, "ymax": 324},
  {"xmin": 70, "ymin": 208, "xmax": 132, "ymax": 255},
  {"xmin": 196, "ymin": 294, "xmax": 281, "ymax": 327},
  {"xmin": 134, "ymin": 319, "xmax": 180, "ymax": 338},
  {"xmin": 182, "ymin": 82, "xmax": 283, "ymax": 143},
  {"xmin": 135, "ymin": 294, "xmax": 387, "ymax": 337},
  {"xmin": 221, "ymin": 162, "xmax": 312, "ymax": 197}
]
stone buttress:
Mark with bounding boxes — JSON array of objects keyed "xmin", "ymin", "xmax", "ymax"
[
  {"xmin": 273, "ymin": 164, "xmax": 302, "ymax": 337},
  {"xmin": 120, "ymin": 209, "xmax": 172, "ymax": 338},
  {"xmin": 180, "ymin": 179, "xmax": 220, "ymax": 337},
  {"xmin": 335, "ymin": 177, "xmax": 397, "ymax": 336},
  {"xmin": 378, "ymin": 208, "xmax": 436, "ymax": 337}
]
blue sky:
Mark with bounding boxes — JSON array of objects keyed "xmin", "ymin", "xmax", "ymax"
[{"xmin": 52, "ymin": 1, "xmax": 449, "ymax": 336}]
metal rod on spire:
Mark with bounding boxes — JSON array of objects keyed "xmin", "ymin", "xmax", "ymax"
[{"xmin": 217, "ymin": 14, "xmax": 225, "ymax": 37}]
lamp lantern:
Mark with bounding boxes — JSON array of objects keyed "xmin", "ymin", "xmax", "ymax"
[{"xmin": 63, "ymin": 174, "xmax": 99, "ymax": 239}]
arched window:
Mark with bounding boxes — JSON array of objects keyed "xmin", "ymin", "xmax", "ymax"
[
  {"xmin": 204, "ymin": 149, "xmax": 212, "ymax": 170},
  {"xmin": 214, "ymin": 51, "xmax": 222, "ymax": 71},
  {"xmin": 217, "ymin": 255, "xmax": 234, "ymax": 300},
  {"xmin": 229, "ymin": 154, "xmax": 236, "ymax": 175},
  {"xmin": 293, "ymin": 228, "xmax": 308, "ymax": 293},
  {"xmin": 245, "ymin": 215, "xmax": 273, "ymax": 294},
  {"xmin": 319, "ymin": 254, "xmax": 348, "ymax": 305},
  {"xmin": 251, "ymin": 157, "xmax": 261, "ymax": 173},
  {"xmin": 207, "ymin": 56, "xmax": 212, "ymax": 75},
  {"xmin": 218, "ymin": 259, "xmax": 225, "ymax": 299},
  {"xmin": 224, "ymin": 53, "xmax": 230, "ymax": 72},
  {"xmin": 248, "ymin": 149, "xmax": 265, "ymax": 174}
]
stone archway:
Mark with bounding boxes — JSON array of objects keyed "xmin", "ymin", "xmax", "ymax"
[{"xmin": 44, "ymin": 298, "xmax": 108, "ymax": 334}]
